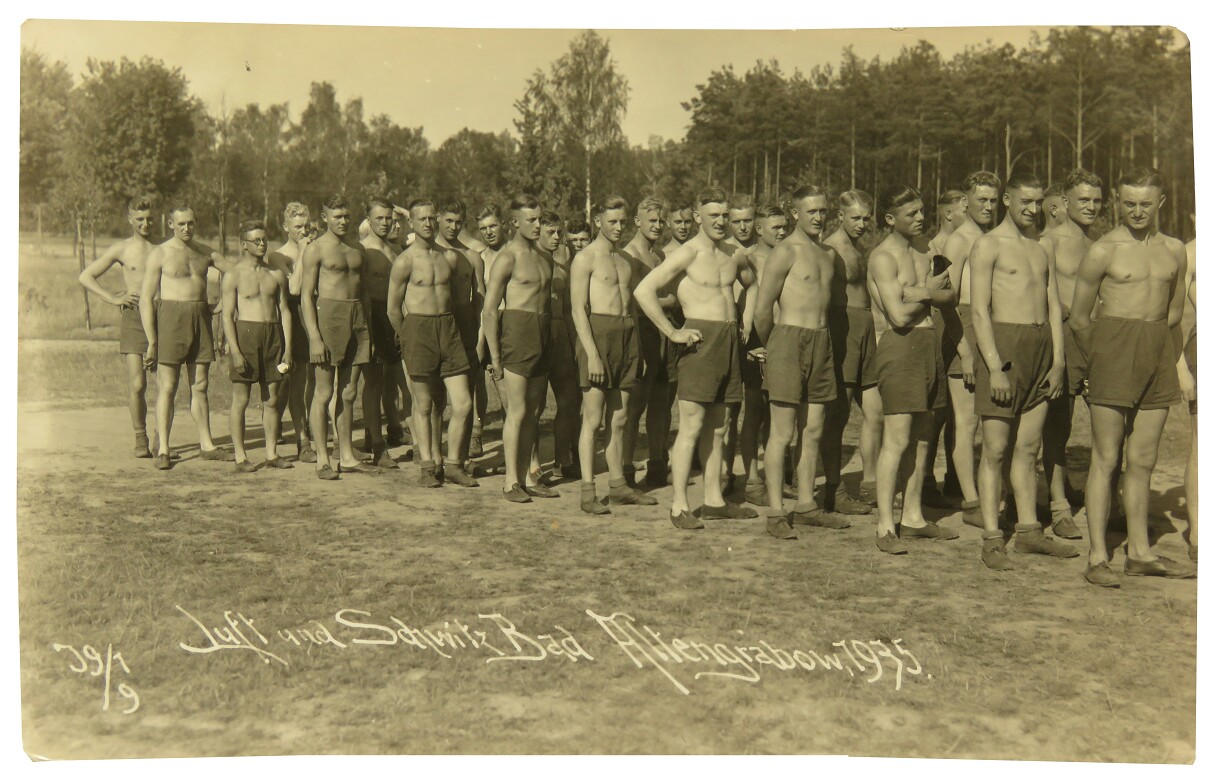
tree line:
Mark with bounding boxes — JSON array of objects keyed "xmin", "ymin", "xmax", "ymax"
[{"xmin": 19, "ymin": 26, "xmax": 1195, "ymax": 248}]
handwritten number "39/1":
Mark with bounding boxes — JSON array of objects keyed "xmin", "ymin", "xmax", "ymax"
[{"xmin": 53, "ymin": 642, "xmax": 140, "ymax": 714}]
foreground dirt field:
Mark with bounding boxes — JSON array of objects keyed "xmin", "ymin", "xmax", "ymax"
[{"xmin": 16, "ymin": 332, "xmax": 1197, "ymax": 761}]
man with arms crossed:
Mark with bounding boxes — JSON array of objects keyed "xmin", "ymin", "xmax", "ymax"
[
  {"xmin": 221, "ymin": 220, "xmax": 293, "ymax": 472},
  {"xmin": 866, "ymin": 186, "xmax": 959, "ymax": 553},
  {"xmin": 387, "ymin": 200, "xmax": 478, "ymax": 489},
  {"xmin": 936, "ymin": 172, "xmax": 1001, "ymax": 523},
  {"xmin": 1038, "ymin": 168, "xmax": 1104, "ymax": 539},
  {"xmin": 266, "ymin": 202, "xmax": 319, "ymax": 462},
  {"xmin": 754, "ymin": 185, "xmax": 845, "ymax": 540},
  {"xmin": 299, "ymin": 194, "xmax": 375, "ymax": 480},
  {"xmin": 483, "ymin": 195, "xmax": 560, "ymax": 503},
  {"xmin": 635, "ymin": 187, "xmax": 759, "ymax": 529},
  {"xmin": 359, "ymin": 198, "xmax": 404, "ymax": 469},
  {"xmin": 140, "ymin": 202, "xmax": 236, "ymax": 468},
  {"xmin": 572, "ymin": 195, "xmax": 659, "ymax": 515},
  {"xmin": 1071, "ymin": 167, "xmax": 1193, "ymax": 586},
  {"xmin": 820, "ymin": 189, "xmax": 879, "ymax": 514},
  {"xmin": 79, "ymin": 195, "xmax": 157, "ymax": 458},
  {"xmin": 621, "ymin": 197, "xmax": 677, "ymax": 490},
  {"xmin": 969, "ymin": 173, "xmax": 1079, "ymax": 570}
]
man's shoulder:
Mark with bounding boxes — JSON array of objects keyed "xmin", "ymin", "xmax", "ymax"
[{"xmin": 1157, "ymin": 233, "xmax": 1186, "ymax": 252}]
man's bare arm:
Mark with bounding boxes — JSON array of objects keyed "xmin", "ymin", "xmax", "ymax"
[
  {"xmin": 634, "ymin": 244, "xmax": 696, "ymax": 339},
  {"xmin": 569, "ymin": 249, "xmax": 602, "ymax": 364},
  {"xmin": 78, "ymin": 242, "xmax": 133, "ymax": 306},
  {"xmin": 1069, "ymin": 242, "xmax": 1111, "ymax": 354},
  {"xmin": 139, "ymin": 249, "xmax": 164, "ymax": 351},
  {"xmin": 299, "ymin": 242, "xmax": 323, "ymax": 343},
  {"xmin": 753, "ymin": 247, "xmax": 792, "ymax": 346},
  {"xmin": 1167, "ymin": 240, "xmax": 1188, "ymax": 330},
  {"xmin": 220, "ymin": 271, "xmax": 242, "ymax": 366},
  {"xmin": 386, "ymin": 255, "xmax": 412, "ymax": 341},
  {"xmin": 968, "ymin": 238, "xmax": 1003, "ymax": 371},
  {"xmin": 867, "ymin": 250, "xmax": 926, "ymax": 328},
  {"xmin": 275, "ymin": 271, "xmax": 292, "ymax": 364},
  {"xmin": 482, "ymin": 250, "xmax": 514, "ymax": 368}
]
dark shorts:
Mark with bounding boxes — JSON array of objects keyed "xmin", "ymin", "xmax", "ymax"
[
  {"xmin": 315, "ymin": 297, "xmax": 370, "ymax": 367},
  {"xmin": 1187, "ymin": 326, "xmax": 1197, "ymax": 415},
  {"xmin": 765, "ymin": 324, "xmax": 838, "ymax": 405},
  {"xmin": 400, "ymin": 312, "xmax": 470, "ymax": 380},
  {"xmin": 676, "ymin": 318, "xmax": 742, "ymax": 405},
  {"xmin": 873, "ymin": 325, "xmax": 947, "ymax": 415},
  {"xmin": 369, "ymin": 300, "xmax": 401, "ymax": 365},
  {"xmin": 501, "ymin": 309, "xmax": 551, "ymax": 378},
  {"xmin": 452, "ymin": 303, "xmax": 481, "ymax": 372},
  {"xmin": 1061, "ymin": 307, "xmax": 1089, "ymax": 395},
  {"xmin": 1087, "ymin": 317, "xmax": 1180, "ymax": 411},
  {"xmin": 638, "ymin": 316, "xmax": 678, "ymax": 384},
  {"xmin": 119, "ymin": 304, "xmax": 149, "ymax": 355},
  {"xmin": 286, "ymin": 296, "xmax": 309, "ymax": 363},
  {"xmin": 974, "ymin": 322, "xmax": 1054, "ymax": 419},
  {"xmin": 829, "ymin": 306, "xmax": 878, "ymax": 388},
  {"xmin": 740, "ymin": 333, "xmax": 764, "ymax": 390},
  {"xmin": 157, "ymin": 300, "xmax": 214, "ymax": 366},
  {"xmin": 550, "ymin": 315, "xmax": 578, "ymax": 385},
  {"xmin": 230, "ymin": 320, "xmax": 285, "ymax": 385},
  {"xmin": 578, "ymin": 312, "xmax": 641, "ymax": 390}
]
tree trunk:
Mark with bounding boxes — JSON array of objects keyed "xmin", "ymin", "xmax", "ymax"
[
  {"xmin": 76, "ymin": 217, "xmax": 92, "ymax": 330},
  {"xmin": 584, "ymin": 149, "xmax": 592, "ymax": 221},
  {"xmin": 262, "ymin": 165, "xmax": 270, "ymax": 227},
  {"xmin": 775, "ymin": 143, "xmax": 781, "ymax": 197},
  {"xmin": 732, "ymin": 150, "xmax": 738, "ymax": 195},
  {"xmin": 1047, "ymin": 111, "xmax": 1053, "ymax": 184},
  {"xmin": 916, "ymin": 135, "xmax": 923, "ymax": 190},
  {"xmin": 1075, "ymin": 70, "xmax": 1084, "ymax": 168},
  {"xmin": 763, "ymin": 149, "xmax": 769, "ymax": 201},
  {"xmin": 1152, "ymin": 102, "xmax": 1159, "ymax": 169},
  {"xmin": 752, "ymin": 155, "xmax": 757, "ymax": 197},
  {"xmin": 850, "ymin": 122, "xmax": 856, "ymax": 190},
  {"xmin": 935, "ymin": 147, "xmax": 943, "ymax": 210},
  {"xmin": 1004, "ymin": 122, "xmax": 1012, "ymax": 181}
]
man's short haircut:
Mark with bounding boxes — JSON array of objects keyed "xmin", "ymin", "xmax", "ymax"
[
  {"xmin": 509, "ymin": 194, "xmax": 540, "ymax": 213},
  {"xmin": 1006, "ymin": 172, "xmax": 1044, "ymax": 192},
  {"xmin": 756, "ymin": 203, "xmax": 787, "ymax": 220},
  {"xmin": 636, "ymin": 196, "xmax": 667, "ymax": 216},
  {"xmin": 695, "ymin": 186, "xmax": 728, "ymax": 209},
  {"xmin": 879, "ymin": 185, "xmax": 923, "ymax": 220},
  {"xmin": 671, "ymin": 200, "xmax": 694, "ymax": 214},
  {"xmin": 565, "ymin": 219, "xmax": 590, "ymax": 235},
  {"xmin": 791, "ymin": 184, "xmax": 827, "ymax": 203},
  {"xmin": 168, "ymin": 201, "xmax": 193, "ymax": 218},
  {"xmin": 408, "ymin": 198, "xmax": 436, "ymax": 214},
  {"xmin": 540, "ymin": 211, "xmax": 562, "ymax": 227},
  {"xmin": 962, "ymin": 171, "xmax": 1002, "ymax": 195},
  {"xmin": 439, "ymin": 200, "xmax": 466, "ymax": 218},
  {"xmin": 1062, "ymin": 168, "xmax": 1104, "ymax": 193},
  {"xmin": 283, "ymin": 201, "xmax": 310, "ymax": 224},
  {"xmin": 1118, "ymin": 166, "xmax": 1164, "ymax": 191},
  {"xmin": 729, "ymin": 193, "xmax": 755, "ymax": 212},
  {"xmin": 837, "ymin": 189, "xmax": 873, "ymax": 211},
  {"xmin": 475, "ymin": 203, "xmax": 502, "ymax": 222},
  {"xmin": 322, "ymin": 194, "xmax": 350, "ymax": 212},
  {"xmin": 937, "ymin": 189, "xmax": 966, "ymax": 207},
  {"xmin": 365, "ymin": 197, "xmax": 394, "ymax": 214},
  {"xmin": 594, "ymin": 194, "xmax": 627, "ymax": 216},
  {"xmin": 239, "ymin": 220, "xmax": 266, "ymax": 239},
  {"xmin": 127, "ymin": 195, "xmax": 154, "ymax": 213}
]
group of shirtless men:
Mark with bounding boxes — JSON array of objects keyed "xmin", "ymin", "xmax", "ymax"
[{"xmin": 79, "ymin": 165, "xmax": 1197, "ymax": 587}]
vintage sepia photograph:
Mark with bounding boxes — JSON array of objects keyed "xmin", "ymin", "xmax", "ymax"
[{"xmin": 14, "ymin": 13, "xmax": 1198, "ymax": 763}]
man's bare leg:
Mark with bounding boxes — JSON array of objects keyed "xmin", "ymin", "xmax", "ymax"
[
  {"xmin": 820, "ymin": 386, "xmax": 871, "ymax": 515},
  {"xmin": 335, "ymin": 365, "xmax": 364, "ymax": 469},
  {"xmin": 441, "ymin": 374, "xmax": 478, "ymax": 486},
  {"xmin": 1041, "ymin": 394, "xmax": 1081, "ymax": 538},
  {"xmin": 857, "ymin": 386, "xmax": 883, "ymax": 501},
  {"xmin": 263, "ymin": 382, "xmax": 285, "ymax": 464},
  {"xmin": 519, "ymin": 377, "xmax": 547, "ymax": 492},
  {"xmin": 410, "ymin": 380, "xmax": 441, "ymax": 487},
  {"xmin": 579, "ymin": 387, "xmax": 610, "ymax": 513},
  {"xmin": 700, "ymin": 404, "xmax": 731, "ymax": 508},
  {"xmin": 899, "ymin": 411, "xmax": 932, "ymax": 529},
  {"xmin": 361, "ymin": 364, "xmax": 397, "ymax": 467},
  {"xmin": 187, "ymin": 363, "xmax": 219, "ymax": 452},
  {"xmin": 948, "ymin": 377, "xmax": 981, "ymax": 512},
  {"xmin": 670, "ymin": 401, "xmax": 707, "ymax": 521},
  {"xmin": 125, "ymin": 354, "xmax": 150, "ymax": 455},
  {"xmin": 1007, "ymin": 404, "xmax": 1079, "ymax": 560},
  {"xmin": 1122, "ymin": 408, "xmax": 1171, "ymax": 562},
  {"xmin": 1188, "ymin": 423, "xmax": 1198, "ymax": 559},
  {"xmin": 740, "ymin": 387, "xmax": 767, "ymax": 501},
  {"xmin": 230, "ymin": 382, "xmax": 251, "ymax": 464},
  {"xmin": 285, "ymin": 366, "xmax": 314, "ymax": 459},
  {"xmin": 430, "ymin": 386, "xmax": 447, "ymax": 469},
  {"xmin": 310, "ymin": 365, "xmax": 337, "ymax": 477},
  {"xmin": 502, "ymin": 370, "xmax": 533, "ymax": 499},
  {"xmin": 764, "ymin": 401, "xmax": 799, "ymax": 538},
  {"xmin": 1085, "ymin": 405, "xmax": 1125, "ymax": 570},
  {"xmin": 611, "ymin": 389, "xmax": 655, "ymax": 506},
  {"xmin": 876, "ymin": 414, "xmax": 914, "ymax": 540},
  {"xmin": 154, "ymin": 364, "xmax": 180, "ymax": 464},
  {"xmin": 622, "ymin": 382, "xmax": 649, "ymax": 487}
]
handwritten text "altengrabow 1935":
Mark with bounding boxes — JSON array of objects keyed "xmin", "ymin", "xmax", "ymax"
[{"xmin": 175, "ymin": 605, "xmax": 925, "ymax": 695}]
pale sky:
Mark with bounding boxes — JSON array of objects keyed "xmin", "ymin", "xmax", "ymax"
[{"xmin": 21, "ymin": 21, "xmax": 1054, "ymax": 148}]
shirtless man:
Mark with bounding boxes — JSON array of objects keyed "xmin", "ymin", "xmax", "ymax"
[
  {"xmin": 565, "ymin": 220, "xmax": 591, "ymax": 257},
  {"xmin": 543, "ymin": 212, "xmax": 582, "ymax": 481},
  {"xmin": 139, "ymin": 202, "xmax": 236, "ymax": 468},
  {"xmin": 721, "ymin": 194, "xmax": 761, "ymax": 495},
  {"xmin": 1041, "ymin": 185, "xmax": 1068, "ymax": 235},
  {"xmin": 937, "ymin": 172, "xmax": 1001, "ymax": 523},
  {"xmin": 221, "ymin": 220, "xmax": 293, "ymax": 472},
  {"xmin": 437, "ymin": 200, "xmax": 488, "ymax": 468},
  {"xmin": 754, "ymin": 186, "xmax": 847, "ymax": 539},
  {"xmin": 299, "ymin": 194, "xmax": 375, "ymax": 480},
  {"xmin": 387, "ymin": 200, "xmax": 478, "ymax": 488},
  {"xmin": 1071, "ymin": 167, "xmax": 1194, "ymax": 586},
  {"xmin": 820, "ymin": 190, "xmax": 880, "ymax": 515},
  {"xmin": 635, "ymin": 186, "xmax": 760, "ymax": 529},
  {"xmin": 1176, "ymin": 238, "xmax": 1196, "ymax": 561},
  {"xmin": 483, "ymin": 194, "xmax": 560, "ymax": 502},
  {"xmin": 265, "ymin": 202, "xmax": 319, "ymax": 462},
  {"xmin": 621, "ymin": 197, "xmax": 677, "ymax": 490},
  {"xmin": 662, "ymin": 200, "xmax": 695, "ymax": 256},
  {"xmin": 930, "ymin": 190, "xmax": 967, "ymax": 256},
  {"xmin": 572, "ymin": 195, "xmax": 660, "ymax": 515},
  {"xmin": 1039, "ymin": 168, "xmax": 1104, "ymax": 539},
  {"xmin": 866, "ymin": 186, "xmax": 959, "ymax": 554},
  {"xmin": 473, "ymin": 203, "xmax": 508, "ymax": 455},
  {"xmin": 359, "ymin": 198, "xmax": 404, "ymax": 469},
  {"xmin": 969, "ymin": 173, "xmax": 1079, "ymax": 571},
  {"xmin": 78, "ymin": 195, "xmax": 157, "ymax": 457}
]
